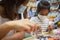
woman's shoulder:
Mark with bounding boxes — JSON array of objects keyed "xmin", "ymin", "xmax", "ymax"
[{"xmin": 0, "ymin": 16, "xmax": 10, "ymax": 24}]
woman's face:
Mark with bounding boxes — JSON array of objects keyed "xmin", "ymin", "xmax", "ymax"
[{"xmin": 39, "ymin": 9, "xmax": 49, "ymax": 16}]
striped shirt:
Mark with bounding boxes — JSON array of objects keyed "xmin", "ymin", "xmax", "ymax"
[{"xmin": 30, "ymin": 15, "xmax": 49, "ymax": 32}]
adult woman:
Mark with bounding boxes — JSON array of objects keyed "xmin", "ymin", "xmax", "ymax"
[{"xmin": 0, "ymin": 0, "xmax": 30, "ymax": 40}]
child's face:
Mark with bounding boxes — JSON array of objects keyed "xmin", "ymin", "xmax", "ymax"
[{"xmin": 39, "ymin": 9, "xmax": 49, "ymax": 16}]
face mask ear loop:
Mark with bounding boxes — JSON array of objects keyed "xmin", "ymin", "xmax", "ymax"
[{"xmin": 18, "ymin": 5, "xmax": 27, "ymax": 19}]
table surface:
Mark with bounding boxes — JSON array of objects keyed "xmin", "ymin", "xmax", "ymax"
[{"xmin": 23, "ymin": 32, "xmax": 54, "ymax": 40}]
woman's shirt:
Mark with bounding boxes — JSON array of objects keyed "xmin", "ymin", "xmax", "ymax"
[
  {"xmin": 30, "ymin": 15, "xmax": 49, "ymax": 32},
  {"xmin": 0, "ymin": 16, "xmax": 10, "ymax": 24}
]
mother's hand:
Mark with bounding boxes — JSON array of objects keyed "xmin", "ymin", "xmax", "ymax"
[{"xmin": 5, "ymin": 19, "xmax": 37, "ymax": 33}]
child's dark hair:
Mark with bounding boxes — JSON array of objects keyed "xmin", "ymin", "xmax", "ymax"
[{"xmin": 35, "ymin": 1, "xmax": 50, "ymax": 16}]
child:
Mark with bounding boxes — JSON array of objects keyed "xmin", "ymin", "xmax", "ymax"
[{"xmin": 30, "ymin": 0, "xmax": 50, "ymax": 32}]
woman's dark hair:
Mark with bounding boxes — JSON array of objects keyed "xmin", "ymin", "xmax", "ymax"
[
  {"xmin": 16, "ymin": 0, "xmax": 29, "ymax": 7},
  {"xmin": 35, "ymin": 0, "xmax": 50, "ymax": 16},
  {"xmin": 16, "ymin": 0, "xmax": 25, "ymax": 8},
  {"xmin": 1, "ymin": 0, "xmax": 29, "ymax": 20},
  {"xmin": 1, "ymin": 0, "xmax": 17, "ymax": 20}
]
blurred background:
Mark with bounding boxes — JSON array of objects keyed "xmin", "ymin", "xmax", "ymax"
[{"xmin": 0, "ymin": 0, "xmax": 60, "ymax": 23}]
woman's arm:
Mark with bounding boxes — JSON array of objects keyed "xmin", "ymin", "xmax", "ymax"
[
  {"xmin": 0, "ymin": 23, "xmax": 13, "ymax": 39},
  {"xmin": 0, "ymin": 19, "xmax": 36, "ymax": 39}
]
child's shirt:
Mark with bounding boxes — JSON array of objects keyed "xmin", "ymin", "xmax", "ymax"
[{"xmin": 30, "ymin": 15, "xmax": 49, "ymax": 32}]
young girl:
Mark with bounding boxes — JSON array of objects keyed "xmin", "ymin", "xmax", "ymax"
[{"xmin": 30, "ymin": 0, "xmax": 50, "ymax": 32}]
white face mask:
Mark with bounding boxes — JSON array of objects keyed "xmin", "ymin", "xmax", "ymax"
[
  {"xmin": 38, "ymin": 14, "xmax": 47, "ymax": 20},
  {"xmin": 18, "ymin": 5, "xmax": 27, "ymax": 14}
]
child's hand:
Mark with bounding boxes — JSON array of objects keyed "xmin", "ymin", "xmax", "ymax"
[
  {"xmin": 47, "ymin": 25, "xmax": 53, "ymax": 33},
  {"xmin": 38, "ymin": 26, "xmax": 42, "ymax": 32}
]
